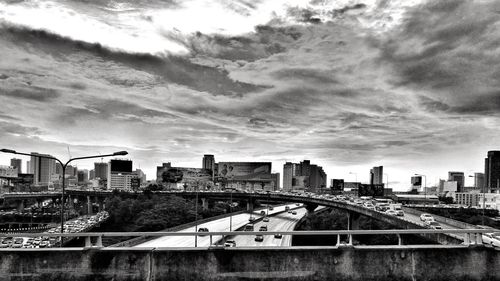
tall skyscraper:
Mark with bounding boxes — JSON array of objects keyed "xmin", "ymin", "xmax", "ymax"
[
  {"xmin": 370, "ymin": 166, "xmax": 383, "ymax": 185},
  {"xmin": 30, "ymin": 152, "xmax": 56, "ymax": 186},
  {"xmin": 10, "ymin": 158, "xmax": 22, "ymax": 174},
  {"xmin": 283, "ymin": 162, "xmax": 294, "ymax": 190},
  {"xmin": 485, "ymin": 151, "xmax": 500, "ymax": 190},
  {"xmin": 202, "ymin": 155, "xmax": 215, "ymax": 171},
  {"xmin": 77, "ymin": 170, "xmax": 88, "ymax": 183},
  {"xmin": 448, "ymin": 171, "xmax": 465, "ymax": 192},
  {"xmin": 474, "ymin": 172, "xmax": 485, "ymax": 190},
  {"xmin": 94, "ymin": 162, "xmax": 108, "ymax": 180},
  {"xmin": 26, "ymin": 160, "xmax": 31, "ymax": 174},
  {"xmin": 271, "ymin": 173, "xmax": 280, "ymax": 189},
  {"xmin": 89, "ymin": 169, "xmax": 95, "ymax": 180}
]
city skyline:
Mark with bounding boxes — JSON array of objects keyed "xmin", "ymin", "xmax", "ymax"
[{"xmin": 1, "ymin": 0, "xmax": 500, "ymax": 189}]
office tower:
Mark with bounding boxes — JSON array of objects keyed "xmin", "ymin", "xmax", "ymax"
[
  {"xmin": 10, "ymin": 158, "xmax": 22, "ymax": 174},
  {"xmin": 283, "ymin": 162, "xmax": 294, "ymax": 190},
  {"xmin": 370, "ymin": 166, "xmax": 383, "ymax": 185},
  {"xmin": 94, "ymin": 162, "xmax": 108, "ymax": 180},
  {"xmin": 474, "ymin": 173, "xmax": 485, "ymax": 190},
  {"xmin": 485, "ymin": 151, "xmax": 500, "ymax": 190},
  {"xmin": 26, "ymin": 160, "xmax": 31, "ymax": 174},
  {"xmin": 107, "ymin": 159, "xmax": 133, "ymax": 190},
  {"xmin": 30, "ymin": 152, "xmax": 56, "ymax": 186},
  {"xmin": 271, "ymin": 173, "xmax": 280, "ymax": 189},
  {"xmin": 448, "ymin": 171, "xmax": 465, "ymax": 192},
  {"xmin": 89, "ymin": 169, "xmax": 95, "ymax": 180},
  {"xmin": 202, "ymin": 155, "xmax": 215, "ymax": 171},
  {"xmin": 77, "ymin": 170, "xmax": 88, "ymax": 183}
]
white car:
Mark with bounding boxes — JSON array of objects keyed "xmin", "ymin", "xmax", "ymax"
[
  {"xmin": 427, "ymin": 221, "xmax": 442, "ymax": 229},
  {"xmin": 420, "ymin": 213, "xmax": 434, "ymax": 222},
  {"xmin": 385, "ymin": 210, "xmax": 398, "ymax": 216},
  {"xmin": 482, "ymin": 232, "xmax": 500, "ymax": 247}
]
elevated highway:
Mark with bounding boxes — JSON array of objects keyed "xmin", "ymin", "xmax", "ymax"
[{"xmin": 0, "ymin": 190, "xmax": 480, "ymax": 243}]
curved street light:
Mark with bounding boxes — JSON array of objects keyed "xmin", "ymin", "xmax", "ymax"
[{"xmin": 1, "ymin": 148, "xmax": 128, "ymax": 245}]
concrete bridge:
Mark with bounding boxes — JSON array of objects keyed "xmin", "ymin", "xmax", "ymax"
[
  {"xmin": 0, "ymin": 191, "xmax": 467, "ymax": 244},
  {"xmin": 0, "ymin": 230, "xmax": 498, "ymax": 281}
]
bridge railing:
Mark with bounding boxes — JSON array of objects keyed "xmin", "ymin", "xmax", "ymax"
[{"xmin": 0, "ymin": 229, "xmax": 493, "ymax": 249}]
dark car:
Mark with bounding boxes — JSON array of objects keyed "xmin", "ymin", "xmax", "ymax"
[
  {"xmin": 255, "ymin": 235, "xmax": 264, "ymax": 242},
  {"xmin": 259, "ymin": 225, "xmax": 268, "ymax": 231},
  {"xmin": 274, "ymin": 233, "xmax": 283, "ymax": 239},
  {"xmin": 198, "ymin": 227, "xmax": 209, "ymax": 236}
]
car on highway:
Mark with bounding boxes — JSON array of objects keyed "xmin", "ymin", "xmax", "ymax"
[
  {"xmin": 363, "ymin": 203, "xmax": 375, "ymax": 210},
  {"xmin": 255, "ymin": 235, "xmax": 264, "ymax": 242},
  {"xmin": 420, "ymin": 213, "xmax": 434, "ymax": 221},
  {"xmin": 198, "ymin": 227, "xmax": 209, "ymax": 236},
  {"xmin": 224, "ymin": 240, "xmax": 236, "ymax": 247},
  {"xmin": 244, "ymin": 224, "xmax": 254, "ymax": 231},
  {"xmin": 260, "ymin": 210, "xmax": 266, "ymax": 215},
  {"xmin": 482, "ymin": 232, "xmax": 500, "ymax": 247},
  {"xmin": 385, "ymin": 210, "xmax": 398, "ymax": 216},
  {"xmin": 427, "ymin": 221, "xmax": 442, "ymax": 229},
  {"xmin": 269, "ymin": 206, "xmax": 274, "ymax": 211},
  {"xmin": 285, "ymin": 206, "xmax": 290, "ymax": 211},
  {"xmin": 274, "ymin": 233, "xmax": 283, "ymax": 239},
  {"xmin": 263, "ymin": 217, "xmax": 270, "ymax": 222},
  {"xmin": 291, "ymin": 211, "xmax": 297, "ymax": 215},
  {"xmin": 259, "ymin": 225, "xmax": 268, "ymax": 231},
  {"xmin": 249, "ymin": 216, "xmax": 256, "ymax": 222}
]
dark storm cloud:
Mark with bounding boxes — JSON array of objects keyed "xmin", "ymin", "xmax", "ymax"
[
  {"xmin": 0, "ymin": 24, "xmax": 266, "ymax": 96},
  {"xmin": 0, "ymin": 86, "xmax": 60, "ymax": 102},
  {"xmin": 377, "ymin": 0, "xmax": 500, "ymax": 115},
  {"xmin": 0, "ymin": 121, "xmax": 42, "ymax": 136}
]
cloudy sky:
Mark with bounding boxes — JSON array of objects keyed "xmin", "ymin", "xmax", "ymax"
[{"xmin": 0, "ymin": 0, "xmax": 499, "ymax": 190}]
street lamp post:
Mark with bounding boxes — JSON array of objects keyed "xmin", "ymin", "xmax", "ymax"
[
  {"xmin": 415, "ymin": 174, "xmax": 427, "ymax": 207},
  {"xmin": 0, "ymin": 148, "xmax": 127, "ymax": 245},
  {"xmin": 469, "ymin": 174, "xmax": 485, "ymax": 226},
  {"xmin": 194, "ymin": 185, "xmax": 198, "ymax": 247},
  {"xmin": 229, "ymin": 188, "xmax": 233, "ymax": 231}
]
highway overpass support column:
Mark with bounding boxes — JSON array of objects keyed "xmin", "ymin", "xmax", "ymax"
[
  {"xmin": 246, "ymin": 200, "xmax": 254, "ymax": 212},
  {"xmin": 347, "ymin": 212, "xmax": 361, "ymax": 230},
  {"xmin": 16, "ymin": 200, "xmax": 24, "ymax": 212},
  {"xmin": 98, "ymin": 198, "xmax": 104, "ymax": 212},
  {"xmin": 201, "ymin": 198, "xmax": 208, "ymax": 211},
  {"xmin": 86, "ymin": 196, "xmax": 93, "ymax": 215}
]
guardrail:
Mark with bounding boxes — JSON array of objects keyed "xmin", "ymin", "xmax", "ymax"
[{"xmin": 0, "ymin": 229, "xmax": 493, "ymax": 249}]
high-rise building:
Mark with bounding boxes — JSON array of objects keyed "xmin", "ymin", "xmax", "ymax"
[
  {"xmin": 370, "ymin": 166, "xmax": 383, "ymax": 185},
  {"xmin": 271, "ymin": 173, "xmax": 280, "ymax": 189},
  {"xmin": 94, "ymin": 162, "xmax": 108, "ymax": 180},
  {"xmin": 26, "ymin": 160, "xmax": 31, "ymax": 174},
  {"xmin": 10, "ymin": 158, "xmax": 22, "ymax": 174},
  {"xmin": 107, "ymin": 159, "xmax": 133, "ymax": 190},
  {"xmin": 474, "ymin": 172, "xmax": 485, "ymax": 190},
  {"xmin": 89, "ymin": 169, "xmax": 95, "ymax": 180},
  {"xmin": 283, "ymin": 162, "xmax": 295, "ymax": 190},
  {"xmin": 283, "ymin": 160, "xmax": 326, "ymax": 192},
  {"xmin": 30, "ymin": 152, "xmax": 56, "ymax": 186},
  {"xmin": 448, "ymin": 171, "xmax": 465, "ymax": 192},
  {"xmin": 77, "ymin": 170, "xmax": 88, "ymax": 183},
  {"xmin": 485, "ymin": 151, "xmax": 500, "ymax": 190},
  {"xmin": 202, "ymin": 155, "xmax": 215, "ymax": 171}
]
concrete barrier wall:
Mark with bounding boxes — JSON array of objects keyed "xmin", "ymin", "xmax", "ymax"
[
  {"xmin": 403, "ymin": 207, "xmax": 477, "ymax": 229},
  {"xmin": 0, "ymin": 246, "xmax": 499, "ymax": 281}
]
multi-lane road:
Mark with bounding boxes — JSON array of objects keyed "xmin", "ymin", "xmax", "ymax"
[{"xmin": 136, "ymin": 204, "xmax": 304, "ymax": 247}]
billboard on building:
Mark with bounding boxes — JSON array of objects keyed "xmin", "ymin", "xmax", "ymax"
[
  {"xmin": 358, "ymin": 184, "xmax": 384, "ymax": 197},
  {"xmin": 217, "ymin": 162, "xmax": 271, "ymax": 181},
  {"xmin": 110, "ymin": 160, "xmax": 132, "ymax": 173},
  {"xmin": 159, "ymin": 167, "xmax": 213, "ymax": 189}
]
